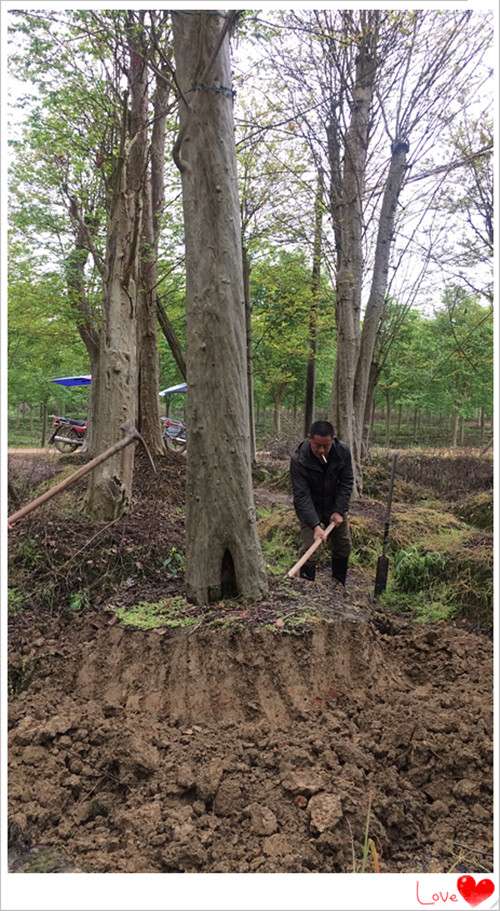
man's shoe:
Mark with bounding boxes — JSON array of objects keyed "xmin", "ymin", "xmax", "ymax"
[
  {"xmin": 332, "ymin": 577, "xmax": 346, "ymax": 600},
  {"xmin": 299, "ymin": 562, "xmax": 316, "ymax": 581},
  {"xmin": 331, "ymin": 556, "xmax": 349, "ymax": 587}
]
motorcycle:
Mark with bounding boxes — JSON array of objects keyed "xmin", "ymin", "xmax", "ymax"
[
  {"xmin": 49, "ymin": 415, "xmax": 87, "ymax": 453},
  {"xmin": 49, "ymin": 413, "xmax": 187, "ymax": 456},
  {"xmin": 161, "ymin": 417, "xmax": 187, "ymax": 453}
]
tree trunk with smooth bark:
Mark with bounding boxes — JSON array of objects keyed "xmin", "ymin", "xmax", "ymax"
[
  {"xmin": 304, "ymin": 171, "xmax": 323, "ymax": 437},
  {"xmin": 242, "ymin": 243, "xmax": 256, "ymax": 467},
  {"xmin": 172, "ymin": 10, "xmax": 267, "ymax": 605},
  {"xmin": 352, "ymin": 140, "xmax": 409, "ymax": 475},
  {"xmin": 331, "ymin": 24, "xmax": 378, "ymax": 489}
]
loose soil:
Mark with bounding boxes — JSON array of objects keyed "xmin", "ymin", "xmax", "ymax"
[{"xmin": 7, "ymin": 448, "xmax": 493, "ymax": 874}]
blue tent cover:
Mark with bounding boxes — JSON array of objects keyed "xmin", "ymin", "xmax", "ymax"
[
  {"xmin": 52, "ymin": 375, "xmax": 92, "ymax": 387},
  {"xmin": 159, "ymin": 383, "xmax": 188, "ymax": 397}
]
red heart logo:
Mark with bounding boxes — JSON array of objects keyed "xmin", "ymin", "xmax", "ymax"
[{"xmin": 457, "ymin": 875, "xmax": 495, "ymax": 907}]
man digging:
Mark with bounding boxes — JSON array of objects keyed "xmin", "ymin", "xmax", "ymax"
[{"xmin": 290, "ymin": 420, "xmax": 354, "ymax": 595}]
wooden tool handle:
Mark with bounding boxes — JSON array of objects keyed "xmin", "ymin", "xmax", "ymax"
[{"xmin": 287, "ymin": 520, "xmax": 336, "ymax": 578}]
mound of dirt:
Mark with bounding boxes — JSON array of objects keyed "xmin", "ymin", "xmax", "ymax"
[
  {"xmin": 8, "ymin": 610, "xmax": 492, "ymax": 874},
  {"xmin": 378, "ymin": 451, "xmax": 492, "ymax": 500}
]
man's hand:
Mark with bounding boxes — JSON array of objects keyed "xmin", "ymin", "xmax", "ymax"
[
  {"xmin": 313, "ymin": 525, "xmax": 327, "ymax": 543},
  {"xmin": 330, "ymin": 512, "xmax": 344, "ymax": 527}
]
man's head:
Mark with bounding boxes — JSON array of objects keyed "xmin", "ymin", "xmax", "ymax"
[{"xmin": 308, "ymin": 420, "xmax": 335, "ymax": 460}]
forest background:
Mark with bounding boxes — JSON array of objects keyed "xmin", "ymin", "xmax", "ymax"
[{"xmin": 6, "ymin": 7, "xmax": 493, "ymax": 459}]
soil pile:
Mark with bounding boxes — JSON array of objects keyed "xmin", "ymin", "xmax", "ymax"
[{"xmin": 9, "ymin": 609, "xmax": 492, "ymax": 874}]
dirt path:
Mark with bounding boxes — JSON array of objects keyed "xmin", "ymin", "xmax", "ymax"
[{"xmin": 8, "ymin": 448, "xmax": 58, "ymax": 457}]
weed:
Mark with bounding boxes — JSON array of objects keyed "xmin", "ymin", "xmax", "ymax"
[
  {"xmin": 14, "ymin": 538, "xmax": 43, "ymax": 569},
  {"xmin": 8, "ymin": 588, "xmax": 25, "ymax": 615},
  {"xmin": 162, "ymin": 546, "xmax": 186, "ymax": 578},
  {"xmin": 261, "ymin": 530, "xmax": 297, "ymax": 575},
  {"xmin": 393, "ymin": 546, "xmax": 446, "ymax": 592},
  {"xmin": 282, "ymin": 610, "xmax": 320, "ymax": 631},
  {"xmin": 114, "ymin": 596, "xmax": 196, "ymax": 630},
  {"xmin": 381, "ymin": 582, "xmax": 458, "ymax": 623},
  {"xmin": 348, "ymin": 797, "xmax": 381, "ymax": 874},
  {"xmin": 67, "ymin": 590, "xmax": 90, "ymax": 613}
]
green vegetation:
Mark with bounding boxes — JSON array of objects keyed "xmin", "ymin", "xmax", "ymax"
[
  {"xmin": 67, "ymin": 590, "xmax": 90, "ymax": 612},
  {"xmin": 381, "ymin": 583, "xmax": 458, "ymax": 623},
  {"xmin": 162, "ymin": 546, "xmax": 186, "ymax": 578},
  {"xmin": 392, "ymin": 546, "xmax": 447, "ymax": 592},
  {"xmin": 114, "ymin": 596, "xmax": 195, "ymax": 630},
  {"xmin": 257, "ymin": 506, "xmax": 299, "ymax": 575},
  {"xmin": 454, "ymin": 491, "xmax": 493, "ymax": 530},
  {"xmin": 8, "ymin": 587, "xmax": 25, "ymax": 615}
]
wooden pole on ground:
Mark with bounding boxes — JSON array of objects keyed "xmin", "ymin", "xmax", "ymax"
[{"xmin": 8, "ymin": 424, "xmax": 156, "ymax": 528}]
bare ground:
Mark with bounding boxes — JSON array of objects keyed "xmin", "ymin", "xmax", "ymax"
[{"xmin": 7, "ymin": 449, "xmax": 493, "ymax": 874}]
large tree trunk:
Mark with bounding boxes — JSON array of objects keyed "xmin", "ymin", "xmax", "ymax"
[
  {"xmin": 137, "ymin": 176, "xmax": 164, "ymax": 456},
  {"xmin": 331, "ymin": 21, "xmax": 378, "ymax": 489},
  {"xmin": 242, "ymin": 243, "xmax": 256, "ymax": 466},
  {"xmin": 151, "ymin": 60, "xmax": 188, "ymax": 385},
  {"xmin": 352, "ymin": 139, "xmax": 409, "ymax": 473},
  {"xmin": 451, "ymin": 412, "xmax": 460, "ymax": 447},
  {"xmin": 304, "ymin": 170, "xmax": 323, "ymax": 437},
  {"xmin": 172, "ymin": 10, "xmax": 267, "ymax": 605},
  {"xmin": 87, "ymin": 16, "xmax": 147, "ymax": 519}
]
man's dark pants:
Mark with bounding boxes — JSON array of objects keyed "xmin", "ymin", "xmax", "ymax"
[{"xmin": 299, "ymin": 519, "xmax": 351, "ymax": 585}]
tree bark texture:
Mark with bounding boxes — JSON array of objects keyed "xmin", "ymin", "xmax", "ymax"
[
  {"xmin": 304, "ymin": 171, "xmax": 323, "ymax": 437},
  {"xmin": 137, "ymin": 177, "xmax": 164, "ymax": 456},
  {"xmin": 172, "ymin": 10, "xmax": 267, "ymax": 605},
  {"xmin": 331, "ymin": 28, "xmax": 377, "ymax": 476},
  {"xmin": 64, "ymin": 220, "xmax": 100, "ymax": 456},
  {"xmin": 242, "ymin": 243, "xmax": 257, "ymax": 466},
  {"xmin": 352, "ymin": 140, "xmax": 409, "ymax": 472},
  {"xmin": 151, "ymin": 63, "xmax": 188, "ymax": 384},
  {"xmin": 87, "ymin": 18, "xmax": 148, "ymax": 519}
]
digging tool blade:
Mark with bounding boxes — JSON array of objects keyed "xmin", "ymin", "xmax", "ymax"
[
  {"xmin": 374, "ymin": 554, "xmax": 389, "ymax": 597},
  {"xmin": 373, "ymin": 452, "xmax": 398, "ymax": 599}
]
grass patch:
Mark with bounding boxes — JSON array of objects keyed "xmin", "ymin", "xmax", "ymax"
[
  {"xmin": 392, "ymin": 546, "xmax": 447, "ymax": 592},
  {"xmin": 349, "ymin": 514, "xmax": 381, "ymax": 567},
  {"xmin": 453, "ymin": 491, "xmax": 493, "ymax": 531},
  {"xmin": 380, "ymin": 583, "xmax": 458, "ymax": 623},
  {"xmin": 8, "ymin": 588, "xmax": 25, "ymax": 615},
  {"xmin": 391, "ymin": 505, "xmax": 466, "ymax": 551},
  {"xmin": 67, "ymin": 590, "xmax": 90, "ymax": 613},
  {"xmin": 257, "ymin": 506, "xmax": 300, "ymax": 575},
  {"xmin": 114, "ymin": 596, "xmax": 196, "ymax": 630}
]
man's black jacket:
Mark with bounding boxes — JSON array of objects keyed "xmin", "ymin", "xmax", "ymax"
[{"xmin": 290, "ymin": 438, "xmax": 354, "ymax": 528}]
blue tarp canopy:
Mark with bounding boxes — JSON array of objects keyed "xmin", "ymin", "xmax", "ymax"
[
  {"xmin": 159, "ymin": 383, "xmax": 188, "ymax": 396},
  {"xmin": 52, "ymin": 376, "xmax": 187, "ymax": 395},
  {"xmin": 52, "ymin": 375, "xmax": 92, "ymax": 387}
]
